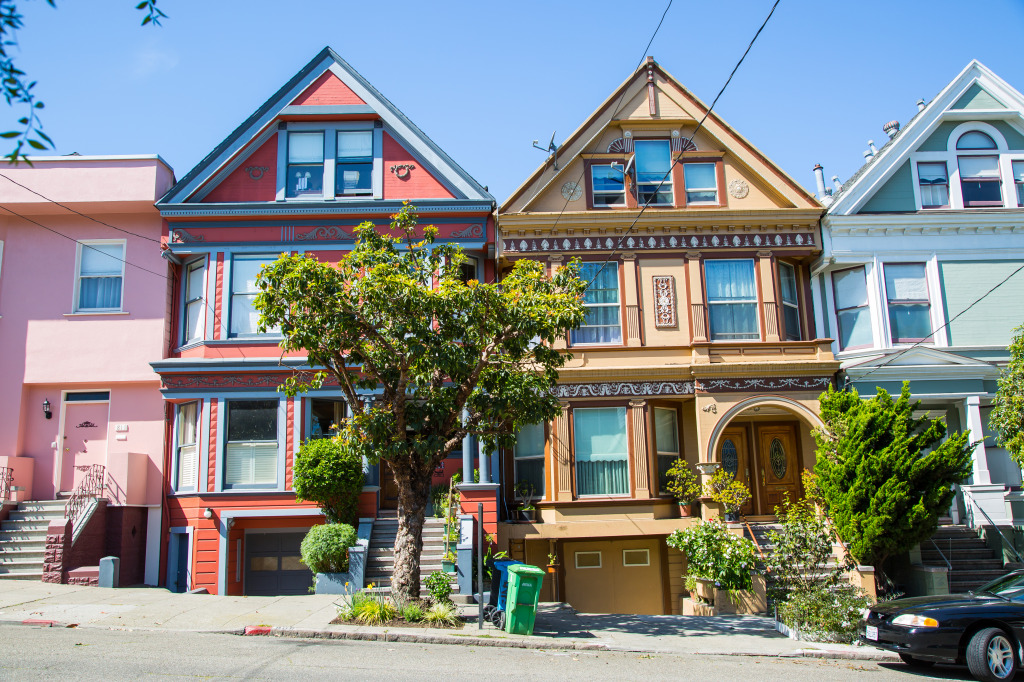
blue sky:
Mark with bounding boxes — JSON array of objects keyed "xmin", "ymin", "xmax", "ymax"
[{"xmin": 11, "ymin": 0, "xmax": 1024, "ymax": 203}]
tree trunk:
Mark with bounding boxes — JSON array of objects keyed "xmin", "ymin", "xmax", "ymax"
[{"xmin": 390, "ymin": 457, "xmax": 432, "ymax": 603}]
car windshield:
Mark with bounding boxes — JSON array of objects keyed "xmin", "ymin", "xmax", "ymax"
[{"xmin": 974, "ymin": 573, "xmax": 1024, "ymax": 600}]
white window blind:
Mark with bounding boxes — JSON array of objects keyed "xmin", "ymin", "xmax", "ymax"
[
  {"xmin": 176, "ymin": 402, "xmax": 198, "ymax": 491},
  {"xmin": 224, "ymin": 443, "xmax": 278, "ymax": 487},
  {"xmin": 78, "ymin": 242, "xmax": 124, "ymax": 311}
]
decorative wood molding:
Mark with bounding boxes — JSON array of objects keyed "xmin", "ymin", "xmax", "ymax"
[
  {"xmin": 762, "ymin": 301, "xmax": 779, "ymax": 339},
  {"xmin": 626, "ymin": 304, "xmax": 642, "ymax": 343},
  {"xmin": 630, "ymin": 400, "xmax": 650, "ymax": 496},
  {"xmin": 694, "ymin": 376, "xmax": 833, "ymax": 393},
  {"xmin": 554, "ymin": 409, "xmax": 572, "ymax": 499},
  {"xmin": 161, "ymin": 372, "xmax": 339, "ymax": 391},
  {"xmin": 691, "ymin": 303, "xmax": 707, "ymax": 341},
  {"xmin": 652, "ymin": 275, "xmax": 677, "ymax": 328},
  {"xmin": 450, "ymin": 224, "xmax": 483, "ymax": 238},
  {"xmin": 557, "ymin": 381, "xmax": 695, "ymax": 398},
  {"xmin": 170, "ymin": 229, "xmax": 205, "ymax": 243},
  {"xmin": 296, "ymin": 225, "xmax": 350, "ymax": 241},
  {"xmin": 503, "ymin": 231, "xmax": 815, "ymax": 254}
]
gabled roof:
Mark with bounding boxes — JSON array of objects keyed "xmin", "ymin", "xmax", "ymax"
[
  {"xmin": 843, "ymin": 346, "xmax": 1001, "ymax": 382},
  {"xmin": 827, "ymin": 60, "xmax": 1024, "ymax": 216},
  {"xmin": 160, "ymin": 47, "xmax": 492, "ymax": 206},
  {"xmin": 501, "ymin": 58, "xmax": 819, "ymax": 214}
]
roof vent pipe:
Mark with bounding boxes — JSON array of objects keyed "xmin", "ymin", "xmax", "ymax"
[
  {"xmin": 868, "ymin": 140, "xmax": 878, "ymax": 155},
  {"xmin": 864, "ymin": 150, "xmax": 873, "ymax": 162},
  {"xmin": 813, "ymin": 164, "xmax": 827, "ymax": 198},
  {"xmin": 917, "ymin": 98, "xmax": 926, "ymax": 112},
  {"xmin": 832, "ymin": 175, "xmax": 842, "ymax": 191},
  {"xmin": 883, "ymin": 120, "xmax": 900, "ymax": 139}
]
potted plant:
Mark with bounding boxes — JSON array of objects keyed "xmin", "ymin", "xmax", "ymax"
[
  {"xmin": 514, "ymin": 480, "xmax": 538, "ymax": 523},
  {"xmin": 441, "ymin": 549, "xmax": 457, "ymax": 573},
  {"xmin": 300, "ymin": 522, "xmax": 360, "ymax": 594},
  {"xmin": 706, "ymin": 468, "xmax": 752, "ymax": 523},
  {"xmin": 546, "ymin": 551, "xmax": 559, "ymax": 573},
  {"xmin": 663, "ymin": 458, "xmax": 701, "ymax": 516},
  {"xmin": 666, "ymin": 519, "xmax": 758, "ymax": 612}
]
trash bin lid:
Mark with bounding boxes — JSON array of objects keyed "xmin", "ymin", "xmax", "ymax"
[{"xmin": 507, "ymin": 564, "xmax": 545, "ymax": 577}]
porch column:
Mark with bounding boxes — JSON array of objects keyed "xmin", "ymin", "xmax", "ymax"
[
  {"xmin": 462, "ymin": 408, "xmax": 474, "ymax": 483},
  {"xmin": 477, "ymin": 438, "xmax": 491, "ymax": 484},
  {"xmin": 553, "ymin": 401, "xmax": 573, "ymax": 501},
  {"xmin": 963, "ymin": 396, "xmax": 991, "ymax": 485},
  {"xmin": 756, "ymin": 250, "xmax": 780, "ymax": 342},
  {"xmin": 629, "ymin": 400, "xmax": 651, "ymax": 499}
]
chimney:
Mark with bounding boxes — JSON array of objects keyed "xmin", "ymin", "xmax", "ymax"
[
  {"xmin": 917, "ymin": 98, "xmax": 926, "ymax": 112},
  {"xmin": 813, "ymin": 164, "xmax": 827, "ymax": 198},
  {"xmin": 832, "ymin": 175, "xmax": 842, "ymax": 191},
  {"xmin": 883, "ymin": 120, "xmax": 900, "ymax": 139}
]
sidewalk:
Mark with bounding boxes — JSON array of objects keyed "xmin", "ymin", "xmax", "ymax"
[{"xmin": 0, "ymin": 581, "xmax": 897, "ymax": 661}]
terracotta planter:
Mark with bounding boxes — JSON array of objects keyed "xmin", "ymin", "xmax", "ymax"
[
  {"xmin": 693, "ymin": 578, "xmax": 716, "ymax": 603},
  {"xmin": 546, "ymin": 564, "xmax": 558, "ymax": 574},
  {"xmin": 678, "ymin": 502, "xmax": 696, "ymax": 517}
]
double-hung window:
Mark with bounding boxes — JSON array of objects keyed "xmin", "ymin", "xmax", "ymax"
[
  {"xmin": 684, "ymin": 163, "xmax": 718, "ymax": 204},
  {"xmin": 286, "ymin": 132, "xmax": 325, "ymax": 198},
  {"xmin": 832, "ymin": 266, "xmax": 872, "ymax": 350},
  {"xmin": 175, "ymin": 402, "xmax": 198, "ymax": 492},
  {"xmin": 75, "ymin": 241, "xmax": 125, "ymax": 312},
  {"xmin": 1013, "ymin": 161, "xmax": 1024, "ymax": 206},
  {"xmin": 705, "ymin": 259, "xmax": 758, "ymax": 340},
  {"xmin": 229, "ymin": 255, "xmax": 279, "ymax": 337},
  {"xmin": 183, "ymin": 259, "xmax": 206, "ymax": 344},
  {"xmin": 634, "ymin": 140, "xmax": 672, "ymax": 205},
  {"xmin": 335, "ymin": 131, "xmax": 373, "ymax": 196},
  {"xmin": 571, "ymin": 262, "xmax": 621, "ymax": 345},
  {"xmin": 779, "ymin": 262, "xmax": 801, "ymax": 341},
  {"xmin": 917, "ymin": 162, "xmax": 949, "ymax": 208},
  {"xmin": 957, "ymin": 131, "xmax": 1002, "ymax": 207},
  {"xmin": 514, "ymin": 422, "xmax": 545, "ymax": 499},
  {"xmin": 574, "ymin": 407, "xmax": 628, "ymax": 496},
  {"xmin": 653, "ymin": 407, "xmax": 679, "ymax": 494},
  {"xmin": 884, "ymin": 263, "xmax": 932, "ymax": 344},
  {"xmin": 591, "ymin": 165, "xmax": 626, "ymax": 206},
  {"xmin": 224, "ymin": 400, "xmax": 278, "ymax": 489}
]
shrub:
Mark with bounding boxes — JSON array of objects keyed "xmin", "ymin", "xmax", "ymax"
[
  {"xmin": 430, "ymin": 481, "xmax": 451, "ymax": 518},
  {"xmin": 663, "ymin": 459, "xmax": 701, "ymax": 504},
  {"xmin": 425, "ymin": 570, "xmax": 453, "ymax": 606},
  {"xmin": 401, "ymin": 601, "xmax": 425, "ymax": 622},
  {"xmin": 765, "ymin": 497, "xmax": 852, "ymax": 604},
  {"xmin": 293, "ymin": 437, "xmax": 364, "ymax": 525},
  {"xmin": 423, "ymin": 601, "xmax": 460, "ymax": 627},
  {"xmin": 300, "ymin": 523, "xmax": 358, "ymax": 574},
  {"xmin": 777, "ymin": 582, "xmax": 871, "ymax": 643},
  {"xmin": 355, "ymin": 593, "xmax": 397, "ymax": 626},
  {"xmin": 706, "ymin": 468, "xmax": 751, "ymax": 513},
  {"xmin": 666, "ymin": 519, "xmax": 757, "ymax": 591}
]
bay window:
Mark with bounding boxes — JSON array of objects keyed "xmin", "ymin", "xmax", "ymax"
[
  {"xmin": 574, "ymin": 407, "xmax": 628, "ymax": 496},
  {"xmin": 634, "ymin": 140, "xmax": 672, "ymax": 205},
  {"xmin": 591, "ymin": 165, "xmax": 626, "ymax": 206},
  {"xmin": 917, "ymin": 162, "xmax": 949, "ymax": 208},
  {"xmin": 654, "ymin": 407, "xmax": 679, "ymax": 494},
  {"xmin": 224, "ymin": 400, "xmax": 278, "ymax": 489},
  {"xmin": 183, "ymin": 259, "xmax": 206, "ymax": 344},
  {"xmin": 705, "ymin": 259, "xmax": 758, "ymax": 340},
  {"xmin": 75, "ymin": 241, "xmax": 125, "ymax": 312},
  {"xmin": 514, "ymin": 421, "xmax": 545, "ymax": 498},
  {"xmin": 175, "ymin": 401, "xmax": 198, "ymax": 492},
  {"xmin": 571, "ymin": 262, "xmax": 621, "ymax": 345},
  {"xmin": 683, "ymin": 163, "xmax": 718, "ymax": 204},
  {"xmin": 884, "ymin": 263, "xmax": 932, "ymax": 344},
  {"xmin": 832, "ymin": 266, "xmax": 873, "ymax": 350},
  {"xmin": 779, "ymin": 262, "xmax": 801, "ymax": 340},
  {"xmin": 286, "ymin": 132, "xmax": 325, "ymax": 198}
]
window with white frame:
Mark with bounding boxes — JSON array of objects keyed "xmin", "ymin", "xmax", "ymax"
[
  {"xmin": 957, "ymin": 131, "xmax": 1002, "ymax": 207},
  {"xmin": 884, "ymin": 263, "xmax": 932, "ymax": 344},
  {"xmin": 654, "ymin": 407, "xmax": 679, "ymax": 494},
  {"xmin": 634, "ymin": 140, "xmax": 673, "ymax": 205},
  {"xmin": 224, "ymin": 400, "xmax": 278, "ymax": 489},
  {"xmin": 779, "ymin": 262, "xmax": 801, "ymax": 341},
  {"xmin": 832, "ymin": 266, "xmax": 873, "ymax": 350},
  {"xmin": 705, "ymin": 259, "xmax": 758, "ymax": 340},
  {"xmin": 75, "ymin": 241, "xmax": 125, "ymax": 312},
  {"xmin": 229, "ymin": 255, "xmax": 279, "ymax": 337},
  {"xmin": 591, "ymin": 165, "xmax": 626, "ymax": 206},
  {"xmin": 574, "ymin": 407, "xmax": 629, "ymax": 496},
  {"xmin": 514, "ymin": 421, "xmax": 545, "ymax": 499},
  {"xmin": 286, "ymin": 131, "xmax": 325, "ymax": 198},
  {"xmin": 182, "ymin": 259, "xmax": 206, "ymax": 345},
  {"xmin": 175, "ymin": 401, "xmax": 199, "ymax": 492},
  {"xmin": 335, "ymin": 131, "xmax": 373, "ymax": 196},
  {"xmin": 571, "ymin": 262, "xmax": 621, "ymax": 345},
  {"xmin": 684, "ymin": 163, "xmax": 717, "ymax": 204},
  {"xmin": 917, "ymin": 162, "xmax": 949, "ymax": 209},
  {"xmin": 1013, "ymin": 161, "xmax": 1024, "ymax": 206}
]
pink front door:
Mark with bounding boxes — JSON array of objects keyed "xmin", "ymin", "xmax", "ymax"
[{"xmin": 60, "ymin": 402, "xmax": 109, "ymax": 493}]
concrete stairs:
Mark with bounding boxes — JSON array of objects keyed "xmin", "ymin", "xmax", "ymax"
[
  {"xmin": 922, "ymin": 524, "xmax": 1006, "ymax": 594},
  {"xmin": 744, "ymin": 520, "xmax": 845, "ymax": 586},
  {"xmin": 0, "ymin": 500, "xmax": 66, "ymax": 581},
  {"xmin": 364, "ymin": 510, "xmax": 459, "ymax": 599}
]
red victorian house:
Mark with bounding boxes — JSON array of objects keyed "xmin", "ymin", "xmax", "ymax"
[{"xmin": 152, "ymin": 48, "xmax": 495, "ymax": 596}]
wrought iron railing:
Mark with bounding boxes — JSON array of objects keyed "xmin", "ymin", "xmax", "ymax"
[
  {"xmin": 962, "ymin": 488, "xmax": 1024, "ymax": 564},
  {"xmin": 65, "ymin": 464, "xmax": 106, "ymax": 529},
  {"xmin": 0, "ymin": 467, "xmax": 12, "ymax": 502},
  {"xmin": 928, "ymin": 537, "xmax": 953, "ymax": 570}
]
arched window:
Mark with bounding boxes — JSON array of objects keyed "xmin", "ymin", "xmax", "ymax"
[{"xmin": 956, "ymin": 131, "xmax": 997, "ymax": 150}]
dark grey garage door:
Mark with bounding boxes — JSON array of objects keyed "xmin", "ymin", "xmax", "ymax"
[{"xmin": 245, "ymin": 531, "xmax": 312, "ymax": 596}]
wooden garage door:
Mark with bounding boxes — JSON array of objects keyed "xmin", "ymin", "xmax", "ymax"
[
  {"xmin": 245, "ymin": 531, "xmax": 312, "ymax": 596},
  {"xmin": 564, "ymin": 538, "xmax": 665, "ymax": 614}
]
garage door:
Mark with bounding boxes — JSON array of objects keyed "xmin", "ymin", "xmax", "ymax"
[
  {"xmin": 564, "ymin": 538, "xmax": 665, "ymax": 614},
  {"xmin": 245, "ymin": 531, "xmax": 312, "ymax": 596}
]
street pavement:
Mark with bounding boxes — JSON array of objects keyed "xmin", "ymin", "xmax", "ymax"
[{"xmin": 0, "ymin": 580, "xmax": 898, "ymax": 661}]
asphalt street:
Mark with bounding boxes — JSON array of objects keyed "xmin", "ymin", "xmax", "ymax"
[{"xmin": 0, "ymin": 625, "xmax": 980, "ymax": 681}]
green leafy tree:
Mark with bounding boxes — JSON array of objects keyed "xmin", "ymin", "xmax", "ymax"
[
  {"xmin": 990, "ymin": 323, "xmax": 1024, "ymax": 468},
  {"xmin": 254, "ymin": 204, "xmax": 587, "ymax": 602},
  {"xmin": 293, "ymin": 437, "xmax": 365, "ymax": 525},
  {"xmin": 0, "ymin": 0, "xmax": 166, "ymax": 160},
  {"xmin": 813, "ymin": 382, "xmax": 973, "ymax": 579}
]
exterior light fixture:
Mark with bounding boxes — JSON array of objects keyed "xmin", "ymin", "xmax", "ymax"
[
  {"xmin": 43, "ymin": 399, "xmax": 52, "ymax": 420},
  {"xmin": 204, "ymin": 507, "xmax": 213, "ymax": 519}
]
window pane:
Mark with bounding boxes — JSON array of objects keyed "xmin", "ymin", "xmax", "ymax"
[
  {"xmin": 229, "ymin": 294, "xmax": 259, "ymax": 336},
  {"xmin": 186, "ymin": 262, "xmax": 205, "ymax": 298},
  {"xmin": 884, "ymin": 264, "xmax": 927, "ymax": 302},
  {"xmin": 574, "ymin": 407, "xmax": 628, "ymax": 496},
  {"xmin": 592, "ymin": 166, "xmax": 625, "ymax": 192},
  {"xmin": 833, "ymin": 267, "xmax": 868, "ymax": 309},
  {"xmin": 337, "ymin": 131, "xmax": 372, "ymax": 158},
  {"xmin": 336, "ymin": 163, "xmax": 372, "ymax": 194},
  {"xmin": 515, "ymin": 422, "xmax": 545, "ymax": 459},
  {"xmin": 79, "ymin": 276, "xmax": 122, "ymax": 310},
  {"xmin": 783, "ymin": 304, "xmax": 801, "ymax": 341},
  {"xmin": 177, "ymin": 444, "xmax": 197, "ymax": 489},
  {"xmin": 514, "ymin": 457, "xmax": 544, "ymax": 498},
  {"xmin": 779, "ymin": 263, "xmax": 798, "ymax": 304},
  {"xmin": 288, "ymin": 132, "xmax": 324, "ymax": 162},
  {"xmin": 572, "ymin": 263, "xmax": 621, "ymax": 344},
  {"xmin": 962, "ymin": 179, "xmax": 1002, "ymax": 206},
  {"xmin": 705, "ymin": 260, "xmax": 756, "ymax": 301},
  {"xmin": 889, "ymin": 304, "xmax": 932, "ymax": 342},
  {"xmin": 838, "ymin": 307, "xmax": 872, "ymax": 349},
  {"xmin": 178, "ymin": 402, "xmax": 197, "ymax": 446},
  {"xmin": 227, "ymin": 400, "xmax": 278, "ymax": 441},
  {"xmin": 918, "ymin": 162, "xmax": 948, "ymax": 183},
  {"xmin": 657, "ymin": 454, "xmax": 676, "ymax": 493},
  {"xmin": 80, "ymin": 244, "xmax": 123, "ymax": 276},
  {"xmin": 1013, "ymin": 161, "xmax": 1024, "ymax": 182},
  {"xmin": 233, "ymin": 258, "xmax": 270, "ymax": 294},
  {"xmin": 634, "ymin": 140, "xmax": 670, "ymax": 183},
  {"xmin": 684, "ymin": 163, "xmax": 716, "ymax": 189},
  {"xmin": 708, "ymin": 303, "xmax": 758, "ymax": 339},
  {"xmin": 185, "ymin": 300, "xmax": 203, "ymax": 342},
  {"xmin": 956, "ymin": 131, "xmax": 997, "ymax": 150},
  {"xmin": 286, "ymin": 165, "xmax": 324, "ymax": 197},
  {"xmin": 654, "ymin": 408, "xmax": 678, "ymax": 454},
  {"xmin": 958, "ymin": 156, "xmax": 1000, "ymax": 179}
]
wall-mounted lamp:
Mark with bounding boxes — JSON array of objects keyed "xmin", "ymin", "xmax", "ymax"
[
  {"xmin": 226, "ymin": 517, "xmax": 235, "ymax": 529},
  {"xmin": 203, "ymin": 507, "xmax": 213, "ymax": 520},
  {"xmin": 43, "ymin": 399, "xmax": 52, "ymax": 420}
]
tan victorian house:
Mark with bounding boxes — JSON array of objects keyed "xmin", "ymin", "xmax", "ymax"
[{"xmin": 496, "ymin": 58, "xmax": 838, "ymax": 615}]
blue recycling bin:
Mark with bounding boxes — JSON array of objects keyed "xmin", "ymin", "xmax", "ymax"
[{"xmin": 482, "ymin": 559, "xmax": 522, "ymax": 626}]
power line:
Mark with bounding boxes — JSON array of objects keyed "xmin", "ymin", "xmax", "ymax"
[
  {"xmin": 0, "ymin": 173, "xmax": 162, "ymax": 243},
  {"xmin": 848, "ymin": 262, "xmax": 1024, "ymax": 387}
]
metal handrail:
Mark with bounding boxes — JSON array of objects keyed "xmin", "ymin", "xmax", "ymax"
[
  {"xmin": 65, "ymin": 464, "xmax": 105, "ymax": 528},
  {"xmin": 743, "ymin": 520, "xmax": 768, "ymax": 562},
  {"xmin": 962, "ymin": 488, "xmax": 1024, "ymax": 564},
  {"xmin": 928, "ymin": 537, "xmax": 953, "ymax": 570},
  {"xmin": 0, "ymin": 467, "xmax": 12, "ymax": 502}
]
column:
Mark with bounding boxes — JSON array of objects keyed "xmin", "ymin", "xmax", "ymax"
[
  {"xmin": 477, "ymin": 438, "xmax": 490, "ymax": 484},
  {"xmin": 686, "ymin": 252, "xmax": 706, "ymax": 342},
  {"xmin": 964, "ymin": 396, "xmax": 991, "ymax": 485},
  {"xmin": 756, "ymin": 250, "xmax": 780, "ymax": 342},
  {"xmin": 622, "ymin": 252, "xmax": 642, "ymax": 346},
  {"xmin": 553, "ymin": 402, "xmax": 573, "ymax": 501},
  {"xmin": 462, "ymin": 408, "xmax": 474, "ymax": 484},
  {"xmin": 629, "ymin": 400, "xmax": 650, "ymax": 499}
]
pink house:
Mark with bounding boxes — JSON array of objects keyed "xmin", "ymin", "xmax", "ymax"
[{"xmin": 0, "ymin": 155, "xmax": 175, "ymax": 585}]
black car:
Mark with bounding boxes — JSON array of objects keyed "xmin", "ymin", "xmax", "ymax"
[{"xmin": 862, "ymin": 570, "xmax": 1024, "ymax": 681}]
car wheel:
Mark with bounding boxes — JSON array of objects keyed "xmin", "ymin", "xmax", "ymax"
[
  {"xmin": 967, "ymin": 627, "xmax": 1017, "ymax": 681},
  {"xmin": 898, "ymin": 653, "xmax": 934, "ymax": 669}
]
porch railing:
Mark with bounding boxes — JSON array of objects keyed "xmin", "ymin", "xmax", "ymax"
[
  {"xmin": 65, "ymin": 464, "xmax": 106, "ymax": 530},
  {"xmin": 0, "ymin": 467, "xmax": 12, "ymax": 502},
  {"xmin": 962, "ymin": 488, "xmax": 1024, "ymax": 564}
]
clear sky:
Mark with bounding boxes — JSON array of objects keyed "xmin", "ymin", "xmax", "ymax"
[{"xmin": 10, "ymin": 0, "xmax": 1024, "ymax": 203}]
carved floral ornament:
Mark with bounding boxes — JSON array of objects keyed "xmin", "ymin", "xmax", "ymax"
[
  {"xmin": 389, "ymin": 163, "xmax": 416, "ymax": 179},
  {"xmin": 503, "ymin": 231, "xmax": 814, "ymax": 254},
  {"xmin": 652, "ymin": 275, "xmax": 676, "ymax": 328},
  {"xmin": 244, "ymin": 165, "xmax": 270, "ymax": 181},
  {"xmin": 554, "ymin": 376, "xmax": 831, "ymax": 398}
]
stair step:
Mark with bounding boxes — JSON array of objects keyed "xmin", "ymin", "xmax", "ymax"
[
  {"xmin": 0, "ymin": 571, "xmax": 43, "ymax": 580},
  {"xmin": 0, "ymin": 549, "xmax": 44, "ymax": 563},
  {"xmin": 0, "ymin": 521, "xmax": 52, "ymax": 532}
]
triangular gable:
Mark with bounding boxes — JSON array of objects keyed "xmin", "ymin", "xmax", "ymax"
[
  {"xmin": 502, "ymin": 58, "xmax": 818, "ymax": 214},
  {"xmin": 161, "ymin": 47, "xmax": 491, "ymax": 206},
  {"xmin": 845, "ymin": 347, "xmax": 998, "ymax": 370},
  {"xmin": 828, "ymin": 60, "xmax": 1024, "ymax": 216}
]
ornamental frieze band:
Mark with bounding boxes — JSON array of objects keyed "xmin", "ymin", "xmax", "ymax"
[
  {"xmin": 503, "ymin": 231, "xmax": 814, "ymax": 254},
  {"xmin": 557, "ymin": 381, "xmax": 696, "ymax": 398},
  {"xmin": 161, "ymin": 372, "xmax": 341, "ymax": 390},
  {"xmin": 694, "ymin": 376, "xmax": 833, "ymax": 392}
]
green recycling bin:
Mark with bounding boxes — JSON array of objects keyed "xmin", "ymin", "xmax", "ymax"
[{"xmin": 505, "ymin": 563, "xmax": 545, "ymax": 635}]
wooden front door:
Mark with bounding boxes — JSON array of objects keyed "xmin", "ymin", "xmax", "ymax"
[
  {"xmin": 380, "ymin": 460, "xmax": 399, "ymax": 510},
  {"xmin": 755, "ymin": 425, "xmax": 802, "ymax": 514},
  {"xmin": 60, "ymin": 401, "xmax": 109, "ymax": 494},
  {"xmin": 718, "ymin": 427, "xmax": 754, "ymax": 516}
]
